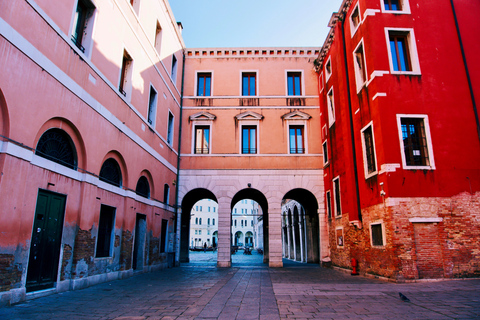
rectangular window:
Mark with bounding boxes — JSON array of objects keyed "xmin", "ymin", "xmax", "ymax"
[
  {"xmin": 371, "ymin": 223, "xmax": 384, "ymax": 246},
  {"xmin": 287, "ymin": 72, "xmax": 301, "ymax": 96},
  {"xmin": 197, "ymin": 73, "xmax": 212, "ymax": 97},
  {"xmin": 147, "ymin": 86, "xmax": 157, "ymax": 126},
  {"xmin": 325, "ymin": 57, "xmax": 332, "ymax": 81},
  {"xmin": 194, "ymin": 126, "xmax": 210, "ymax": 154},
  {"xmin": 389, "ymin": 32, "xmax": 411, "ymax": 72},
  {"xmin": 212, "ymin": 218, "xmax": 215, "ymax": 225},
  {"xmin": 242, "ymin": 126, "xmax": 257, "ymax": 154},
  {"xmin": 354, "ymin": 41, "xmax": 367, "ymax": 91},
  {"xmin": 361, "ymin": 123, "xmax": 377, "ymax": 177},
  {"xmin": 160, "ymin": 219, "xmax": 168, "ymax": 253},
  {"xmin": 242, "ymin": 73, "xmax": 256, "ymax": 96},
  {"xmin": 167, "ymin": 112, "xmax": 174, "ymax": 145},
  {"xmin": 171, "ymin": 55, "xmax": 178, "ymax": 82},
  {"xmin": 327, "ymin": 88, "xmax": 335, "ymax": 127},
  {"xmin": 155, "ymin": 21, "xmax": 162, "ymax": 54},
  {"xmin": 333, "ymin": 177, "xmax": 341, "ymax": 217},
  {"xmin": 96, "ymin": 205, "xmax": 115, "ymax": 258},
  {"xmin": 289, "ymin": 126, "xmax": 305, "ymax": 154},
  {"xmin": 400, "ymin": 117, "xmax": 431, "ymax": 167},
  {"xmin": 163, "ymin": 184, "xmax": 170, "ymax": 205},
  {"xmin": 72, "ymin": 0, "xmax": 95, "ymax": 54},
  {"xmin": 119, "ymin": 50, "xmax": 133, "ymax": 97},
  {"xmin": 350, "ymin": 3, "xmax": 361, "ymax": 36},
  {"xmin": 323, "ymin": 140, "xmax": 329, "ymax": 165},
  {"xmin": 326, "ymin": 190, "xmax": 332, "ymax": 219},
  {"xmin": 384, "ymin": 0, "xmax": 401, "ymax": 11},
  {"xmin": 336, "ymin": 228, "xmax": 344, "ymax": 247}
]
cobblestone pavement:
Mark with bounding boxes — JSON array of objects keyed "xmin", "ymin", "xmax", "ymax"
[{"xmin": 1, "ymin": 255, "xmax": 479, "ymax": 319}]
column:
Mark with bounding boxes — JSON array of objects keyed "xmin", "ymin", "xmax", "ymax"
[
  {"xmin": 216, "ymin": 198, "xmax": 231, "ymax": 267},
  {"xmin": 268, "ymin": 205, "xmax": 283, "ymax": 267}
]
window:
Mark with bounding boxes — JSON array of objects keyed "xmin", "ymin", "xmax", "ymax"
[
  {"xmin": 167, "ymin": 112, "xmax": 174, "ymax": 145},
  {"xmin": 208, "ymin": 207, "xmax": 211, "ymax": 212},
  {"xmin": 350, "ymin": 3, "xmax": 361, "ymax": 36},
  {"xmin": 99, "ymin": 158, "xmax": 122, "ymax": 187},
  {"xmin": 208, "ymin": 218, "xmax": 210, "ymax": 225},
  {"xmin": 155, "ymin": 21, "xmax": 162, "ymax": 54},
  {"xmin": 195, "ymin": 218, "xmax": 198, "ymax": 225},
  {"xmin": 242, "ymin": 126, "xmax": 257, "ymax": 154},
  {"xmin": 251, "ymin": 220, "xmax": 253, "ymax": 227},
  {"xmin": 322, "ymin": 140, "xmax": 329, "ymax": 165},
  {"xmin": 199, "ymin": 206, "xmax": 202, "ymax": 212},
  {"xmin": 135, "ymin": 176, "xmax": 150, "ymax": 198},
  {"xmin": 325, "ymin": 57, "xmax": 332, "ymax": 81},
  {"xmin": 171, "ymin": 55, "xmax": 178, "ymax": 83},
  {"xmin": 361, "ymin": 123, "xmax": 377, "ymax": 178},
  {"xmin": 35, "ymin": 128, "xmax": 78, "ymax": 170},
  {"xmin": 326, "ymin": 191, "xmax": 332, "ymax": 219},
  {"xmin": 96, "ymin": 205, "xmax": 115, "ymax": 258},
  {"xmin": 287, "ymin": 72, "xmax": 302, "ymax": 96},
  {"xmin": 333, "ymin": 177, "xmax": 341, "ymax": 217},
  {"xmin": 289, "ymin": 126, "xmax": 305, "ymax": 154},
  {"xmin": 213, "ymin": 207, "xmax": 216, "ymax": 213},
  {"xmin": 353, "ymin": 41, "xmax": 367, "ymax": 92},
  {"xmin": 147, "ymin": 86, "xmax": 157, "ymax": 126},
  {"xmin": 370, "ymin": 222, "xmax": 384, "ymax": 247},
  {"xmin": 164, "ymin": 184, "xmax": 170, "ymax": 205},
  {"xmin": 234, "ymin": 220, "xmax": 237, "ymax": 227},
  {"xmin": 197, "ymin": 73, "xmax": 212, "ymax": 97},
  {"xmin": 336, "ymin": 227, "xmax": 344, "ymax": 247},
  {"xmin": 382, "ymin": 0, "xmax": 410, "ymax": 12},
  {"xmin": 212, "ymin": 218, "xmax": 215, "ymax": 225},
  {"xmin": 199, "ymin": 218, "xmax": 202, "ymax": 225},
  {"xmin": 327, "ymin": 88, "xmax": 335, "ymax": 127},
  {"xmin": 195, "ymin": 230, "xmax": 198, "ymax": 234},
  {"xmin": 242, "ymin": 73, "xmax": 256, "ymax": 96},
  {"xmin": 194, "ymin": 126, "xmax": 210, "ymax": 154},
  {"xmin": 119, "ymin": 50, "xmax": 133, "ymax": 97},
  {"xmin": 386, "ymin": 29, "xmax": 419, "ymax": 74},
  {"xmin": 241, "ymin": 220, "xmax": 243, "ymax": 227},
  {"xmin": 199, "ymin": 230, "xmax": 202, "ymax": 235},
  {"xmin": 398, "ymin": 115, "xmax": 434, "ymax": 168},
  {"xmin": 72, "ymin": 0, "xmax": 95, "ymax": 54}
]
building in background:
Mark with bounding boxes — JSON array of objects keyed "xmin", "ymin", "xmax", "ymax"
[
  {"xmin": 316, "ymin": 0, "xmax": 480, "ymax": 280},
  {"xmin": 0, "ymin": 0, "xmax": 184, "ymax": 305}
]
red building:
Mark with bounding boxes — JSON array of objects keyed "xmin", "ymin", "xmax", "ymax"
[{"xmin": 317, "ymin": 0, "xmax": 480, "ymax": 280}]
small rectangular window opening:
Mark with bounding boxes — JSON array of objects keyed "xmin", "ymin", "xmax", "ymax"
[
  {"xmin": 242, "ymin": 126, "xmax": 257, "ymax": 154},
  {"xmin": 242, "ymin": 73, "xmax": 256, "ymax": 96},
  {"xmin": 96, "ymin": 205, "xmax": 116, "ymax": 258},
  {"xmin": 371, "ymin": 223, "xmax": 384, "ymax": 246}
]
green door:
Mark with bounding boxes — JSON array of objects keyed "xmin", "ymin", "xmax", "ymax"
[{"xmin": 26, "ymin": 190, "xmax": 66, "ymax": 292}]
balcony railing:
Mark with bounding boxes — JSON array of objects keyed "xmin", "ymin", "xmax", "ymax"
[
  {"xmin": 242, "ymin": 148, "xmax": 257, "ymax": 154},
  {"xmin": 195, "ymin": 148, "xmax": 209, "ymax": 154},
  {"xmin": 71, "ymin": 35, "xmax": 85, "ymax": 53},
  {"xmin": 290, "ymin": 148, "xmax": 305, "ymax": 154}
]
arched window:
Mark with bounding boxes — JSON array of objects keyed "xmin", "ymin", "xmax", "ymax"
[
  {"xmin": 199, "ymin": 218, "xmax": 202, "ymax": 225},
  {"xmin": 36, "ymin": 128, "xmax": 77, "ymax": 170},
  {"xmin": 135, "ymin": 176, "xmax": 150, "ymax": 198},
  {"xmin": 99, "ymin": 158, "xmax": 122, "ymax": 187}
]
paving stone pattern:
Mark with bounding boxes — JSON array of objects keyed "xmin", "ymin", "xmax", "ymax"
[{"xmin": 1, "ymin": 261, "xmax": 479, "ymax": 319}]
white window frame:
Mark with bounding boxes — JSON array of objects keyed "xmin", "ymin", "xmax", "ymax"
[
  {"xmin": 370, "ymin": 220, "xmax": 386, "ymax": 248},
  {"xmin": 350, "ymin": 2, "xmax": 361, "ymax": 37},
  {"xmin": 118, "ymin": 48, "xmax": 134, "ymax": 101},
  {"xmin": 285, "ymin": 70, "xmax": 304, "ymax": 96},
  {"xmin": 69, "ymin": 0, "xmax": 97, "ymax": 58},
  {"xmin": 240, "ymin": 70, "xmax": 259, "ymax": 97},
  {"xmin": 325, "ymin": 57, "xmax": 332, "ymax": 82},
  {"xmin": 353, "ymin": 39, "xmax": 368, "ymax": 92},
  {"xmin": 336, "ymin": 226, "xmax": 344, "ymax": 248},
  {"xmin": 333, "ymin": 176, "xmax": 342, "ymax": 218},
  {"xmin": 192, "ymin": 123, "xmax": 212, "ymax": 155},
  {"xmin": 147, "ymin": 84, "xmax": 158, "ymax": 128},
  {"xmin": 322, "ymin": 140, "xmax": 329, "ymax": 166},
  {"xmin": 325, "ymin": 190, "xmax": 332, "ymax": 219},
  {"xmin": 396, "ymin": 114, "xmax": 435, "ymax": 170},
  {"xmin": 361, "ymin": 121, "xmax": 378, "ymax": 179},
  {"xmin": 327, "ymin": 87, "xmax": 335, "ymax": 128},
  {"xmin": 167, "ymin": 110, "xmax": 174, "ymax": 146},
  {"xmin": 238, "ymin": 120, "xmax": 260, "ymax": 155},
  {"xmin": 380, "ymin": 0, "xmax": 411, "ymax": 14},
  {"xmin": 195, "ymin": 71, "xmax": 214, "ymax": 97},
  {"xmin": 385, "ymin": 28, "xmax": 421, "ymax": 75},
  {"xmin": 287, "ymin": 121, "xmax": 308, "ymax": 154}
]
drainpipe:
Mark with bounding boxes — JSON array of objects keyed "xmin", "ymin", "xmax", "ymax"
[
  {"xmin": 340, "ymin": 17, "xmax": 362, "ymax": 222},
  {"xmin": 449, "ymin": 0, "xmax": 480, "ymax": 144},
  {"xmin": 174, "ymin": 49, "xmax": 186, "ymax": 265}
]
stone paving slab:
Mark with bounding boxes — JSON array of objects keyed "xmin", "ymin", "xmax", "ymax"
[{"xmin": 0, "ymin": 263, "xmax": 479, "ymax": 319}]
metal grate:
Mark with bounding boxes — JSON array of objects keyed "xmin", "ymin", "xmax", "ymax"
[{"xmin": 35, "ymin": 128, "xmax": 77, "ymax": 170}]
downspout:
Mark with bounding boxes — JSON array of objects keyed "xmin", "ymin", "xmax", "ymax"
[
  {"xmin": 340, "ymin": 17, "xmax": 362, "ymax": 222},
  {"xmin": 174, "ymin": 50, "xmax": 186, "ymax": 266},
  {"xmin": 449, "ymin": 0, "xmax": 480, "ymax": 143}
]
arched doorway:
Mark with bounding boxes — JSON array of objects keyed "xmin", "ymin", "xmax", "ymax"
[{"xmin": 180, "ymin": 188, "xmax": 217, "ymax": 263}]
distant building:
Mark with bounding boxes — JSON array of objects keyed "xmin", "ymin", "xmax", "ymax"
[{"xmin": 316, "ymin": 0, "xmax": 480, "ymax": 280}]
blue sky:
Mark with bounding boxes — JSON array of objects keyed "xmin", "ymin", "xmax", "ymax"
[{"xmin": 169, "ymin": 0, "xmax": 344, "ymax": 48}]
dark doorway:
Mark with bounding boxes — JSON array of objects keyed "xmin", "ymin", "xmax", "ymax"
[
  {"xmin": 26, "ymin": 189, "xmax": 66, "ymax": 292},
  {"xmin": 133, "ymin": 214, "xmax": 147, "ymax": 270}
]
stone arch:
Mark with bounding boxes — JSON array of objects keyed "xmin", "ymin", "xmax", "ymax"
[
  {"xmin": 0, "ymin": 89, "xmax": 10, "ymax": 138},
  {"xmin": 283, "ymin": 188, "xmax": 320, "ymax": 263},
  {"xmin": 99, "ymin": 151, "xmax": 128, "ymax": 188},
  {"xmin": 180, "ymin": 188, "xmax": 218, "ymax": 263},
  {"xmin": 34, "ymin": 117, "xmax": 86, "ymax": 170}
]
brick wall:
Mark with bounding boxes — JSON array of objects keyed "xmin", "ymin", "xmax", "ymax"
[
  {"xmin": 120, "ymin": 230, "xmax": 133, "ymax": 271},
  {"xmin": 0, "ymin": 254, "xmax": 22, "ymax": 292},
  {"xmin": 71, "ymin": 228, "xmax": 95, "ymax": 278}
]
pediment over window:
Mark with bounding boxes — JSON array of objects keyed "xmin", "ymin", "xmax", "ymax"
[
  {"xmin": 235, "ymin": 111, "xmax": 264, "ymax": 121},
  {"xmin": 281, "ymin": 110, "xmax": 312, "ymax": 121},
  {"xmin": 189, "ymin": 111, "xmax": 216, "ymax": 121}
]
